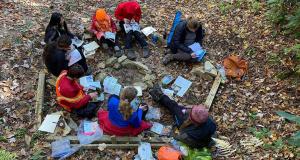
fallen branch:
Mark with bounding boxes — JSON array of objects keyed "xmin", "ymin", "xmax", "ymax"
[
  {"xmin": 204, "ymin": 73, "xmax": 221, "ymax": 109},
  {"xmin": 35, "ymin": 71, "xmax": 46, "ymax": 129}
]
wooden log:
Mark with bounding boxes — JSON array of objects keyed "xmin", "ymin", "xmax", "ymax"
[
  {"xmin": 46, "ymin": 135, "xmax": 170, "ymax": 144},
  {"xmin": 35, "ymin": 71, "xmax": 46, "ymax": 129},
  {"xmin": 204, "ymin": 73, "xmax": 222, "ymax": 109},
  {"xmin": 70, "ymin": 143, "xmax": 165, "ymax": 149}
]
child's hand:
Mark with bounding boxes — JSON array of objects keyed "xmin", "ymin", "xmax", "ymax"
[
  {"xmin": 124, "ymin": 18, "xmax": 130, "ymax": 24},
  {"xmin": 89, "ymin": 92, "xmax": 98, "ymax": 99},
  {"xmin": 191, "ymin": 53, "xmax": 197, "ymax": 58},
  {"xmin": 96, "ymin": 32, "xmax": 103, "ymax": 40},
  {"xmin": 139, "ymin": 104, "xmax": 148, "ymax": 111}
]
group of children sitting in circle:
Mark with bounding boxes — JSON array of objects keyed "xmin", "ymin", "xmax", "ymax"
[{"xmin": 43, "ymin": 0, "xmax": 216, "ymax": 149}]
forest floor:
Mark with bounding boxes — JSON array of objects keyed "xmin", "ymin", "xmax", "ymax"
[{"xmin": 0, "ymin": 0, "xmax": 299, "ymax": 159}]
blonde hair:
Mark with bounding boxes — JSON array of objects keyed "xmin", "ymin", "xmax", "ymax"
[
  {"xmin": 119, "ymin": 87, "xmax": 137, "ymax": 120},
  {"xmin": 187, "ymin": 17, "xmax": 200, "ymax": 30}
]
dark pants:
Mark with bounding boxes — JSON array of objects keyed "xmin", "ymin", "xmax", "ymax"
[
  {"xmin": 172, "ymin": 50, "xmax": 198, "ymax": 62},
  {"xmin": 119, "ymin": 21, "xmax": 148, "ymax": 49},
  {"xmin": 99, "ymin": 36, "xmax": 119, "ymax": 48},
  {"xmin": 159, "ymin": 95, "xmax": 186, "ymax": 126},
  {"xmin": 73, "ymin": 102, "xmax": 98, "ymax": 119},
  {"xmin": 77, "ymin": 49, "xmax": 88, "ymax": 72}
]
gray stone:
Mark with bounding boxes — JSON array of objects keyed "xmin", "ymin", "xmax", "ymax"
[
  {"xmin": 204, "ymin": 61, "xmax": 218, "ymax": 77},
  {"xmin": 113, "ymin": 63, "xmax": 121, "ymax": 70},
  {"xmin": 105, "ymin": 57, "xmax": 117, "ymax": 67},
  {"xmin": 143, "ymin": 74, "xmax": 155, "ymax": 82},
  {"xmin": 133, "ymin": 82, "xmax": 148, "ymax": 90},
  {"xmin": 191, "ymin": 66, "xmax": 214, "ymax": 80},
  {"xmin": 95, "ymin": 72, "xmax": 107, "ymax": 83},
  {"xmin": 121, "ymin": 59, "xmax": 151, "ymax": 74},
  {"xmin": 97, "ymin": 62, "xmax": 106, "ymax": 69},
  {"xmin": 118, "ymin": 55, "xmax": 127, "ymax": 63}
]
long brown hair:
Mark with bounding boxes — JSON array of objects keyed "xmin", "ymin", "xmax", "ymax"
[{"xmin": 119, "ymin": 87, "xmax": 137, "ymax": 120}]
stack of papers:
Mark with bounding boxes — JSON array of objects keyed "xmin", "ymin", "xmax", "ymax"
[
  {"xmin": 103, "ymin": 76, "xmax": 122, "ymax": 96},
  {"xmin": 141, "ymin": 26, "xmax": 157, "ymax": 36},
  {"xmin": 188, "ymin": 42, "xmax": 206, "ymax": 61},
  {"xmin": 68, "ymin": 49, "xmax": 82, "ymax": 66},
  {"xmin": 79, "ymin": 75, "xmax": 101, "ymax": 90},
  {"xmin": 83, "ymin": 41, "xmax": 99, "ymax": 57},
  {"xmin": 124, "ymin": 22, "xmax": 140, "ymax": 33},
  {"xmin": 171, "ymin": 76, "xmax": 192, "ymax": 97}
]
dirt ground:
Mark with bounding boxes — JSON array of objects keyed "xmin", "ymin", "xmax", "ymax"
[{"xmin": 0, "ymin": 0, "xmax": 299, "ymax": 159}]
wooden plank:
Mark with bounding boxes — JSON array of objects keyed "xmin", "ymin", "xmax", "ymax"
[
  {"xmin": 47, "ymin": 135, "xmax": 169, "ymax": 144},
  {"xmin": 35, "ymin": 71, "xmax": 46, "ymax": 129},
  {"xmin": 204, "ymin": 73, "xmax": 222, "ymax": 109},
  {"xmin": 70, "ymin": 143, "xmax": 166, "ymax": 149}
]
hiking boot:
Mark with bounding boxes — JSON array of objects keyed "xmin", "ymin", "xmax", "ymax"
[
  {"xmin": 114, "ymin": 46, "xmax": 123, "ymax": 58},
  {"xmin": 125, "ymin": 49, "xmax": 136, "ymax": 60},
  {"xmin": 142, "ymin": 46, "xmax": 150, "ymax": 58},
  {"xmin": 149, "ymin": 84, "xmax": 164, "ymax": 102},
  {"xmin": 162, "ymin": 54, "xmax": 174, "ymax": 65},
  {"xmin": 102, "ymin": 43, "xmax": 109, "ymax": 50}
]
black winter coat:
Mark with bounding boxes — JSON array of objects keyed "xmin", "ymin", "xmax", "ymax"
[{"xmin": 169, "ymin": 20, "xmax": 204, "ymax": 54}]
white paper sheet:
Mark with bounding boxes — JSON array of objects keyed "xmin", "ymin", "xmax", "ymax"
[
  {"xmin": 138, "ymin": 142, "xmax": 154, "ymax": 160},
  {"xmin": 103, "ymin": 76, "xmax": 122, "ymax": 96},
  {"xmin": 124, "ymin": 24, "xmax": 133, "ymax": 33},
  {"xmin": 131, "ymin": 22, "xmax": 140, "ymax": 32},
  {"xmin": 124, "ymin": 22, "xmax": 140, "ymax": 33},
  {"xmin": 68, "ymin": 49, "xmax": 82, "ymax": 66},
  {"xmin": 38, "ymin": 114, "xmax": 61, "ymax": 133},
  {"xmin": 171, "ymin": 76, "xmax": 192, "ymax": 97},
  {"xmin": 79, "ymin": 75, "xmax": 94, "ymax": 88},
  {"xmin": 188, "ymin": 42, "xmax": 202, "ymax": 52},
  {"xmin": 104, "ymin": 32, "xmax": 116, "ymax": 42},
  {"xmin": 83, "ymin": 41, "xmax": 99, "ymax": 57},
  {"xmin": 162, "ymin": 88, "xmax": 174, "ymax": 98},
  {"xmin": 83, "ymin": 41, "xmax": 100, "ymax": 52},
  {"xmin": 150, "ymin": 122, "xmax": 164, "ymax": 134},
  {"xmin": 72, "ymin": 38, "xmax": 84, "ymax": 47},
  {"xmin": 141, "ymin": 26, "xmax": 157, "ymax": 36}
]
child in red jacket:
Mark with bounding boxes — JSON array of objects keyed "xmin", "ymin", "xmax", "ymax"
[
  {"xmin": 56, "ymin": 64, "xmax": 99, "ymax": 119},
  {"xmin": 90, "ymin": 8, "xmax": 123, "ymax": 57},
  {"xmin": 115, "ymin": 1, "xmax": 150, "ymax": 60}
]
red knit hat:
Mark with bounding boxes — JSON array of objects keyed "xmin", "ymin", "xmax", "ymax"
[{"xmin": 189, "ymin": 105, "xmax": 209, "ymax": 124}]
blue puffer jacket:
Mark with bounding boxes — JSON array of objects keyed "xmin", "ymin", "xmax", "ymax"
[{"xmin": 107, "ymin": 95, "xmax": 143, "ymax": 128}]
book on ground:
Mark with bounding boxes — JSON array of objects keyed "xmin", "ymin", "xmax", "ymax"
[
  {"xmin": 171, "ymin": 76, "xmax": 192, "ymax": 97},
  {"xmin": 103, "ymin": 76, "xmax": 122, "ymax": 96},
  {"xmin": 38, "ymin": 114, "xmax": 61, "ymax": 133},
  {"xmin": 141, "ymin": 26, "xmax": 157, "ymax": 36},
  {"xmin": 83, "ymin": 41, "xmax": 99, "ymax": 57}
]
